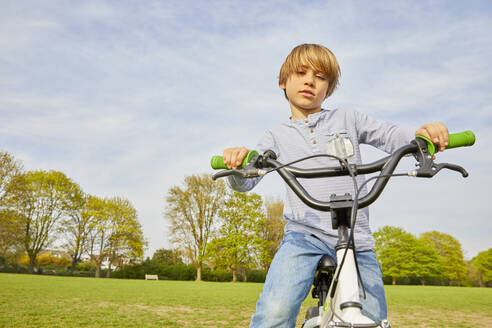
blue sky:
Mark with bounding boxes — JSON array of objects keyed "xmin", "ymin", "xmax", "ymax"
[{"xmin": 1, "ymin": 1, "xmax": 491, "ymax": 259}]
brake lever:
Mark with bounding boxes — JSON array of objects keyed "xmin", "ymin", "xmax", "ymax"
[
  {"xmin": 212, "ymin": 168, "xmax": 268, "ymax": 180},
  {"xmin": 212, "ymin": 170, "xmax": 240, "ymax": 180},
  {"xmin": 441, "ymin": 163, "xmax": 469, "ymax": 177},
  {"xmin": 412, "ymin": 162, "xmax": 469, "ymax": 178},
  {"xmin": 411, "ymin": 139, "xmax": 469, "ymax": 178}
]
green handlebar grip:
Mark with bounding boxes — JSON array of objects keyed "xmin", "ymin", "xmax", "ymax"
[
  {"xmin": 447, "ymin": 131, "xmax": 475, "ymax": 149},
  {"xmin": 210, "ymin": 150, "xmax": 259, "ymax": 170},
  {"xmin": 416, "ymin": 131, "xmax": 475, "ymax": 156}
]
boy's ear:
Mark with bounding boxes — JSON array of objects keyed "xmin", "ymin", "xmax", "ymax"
[{"xmin": 279, "ymin": 82, "xmax": 286, "ymax": 90}]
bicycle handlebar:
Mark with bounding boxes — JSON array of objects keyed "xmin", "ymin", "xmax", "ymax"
[
  {"xmin": 259, "ymin": 143, "xmax": 418, "ymax": 211},
  {"xmin": 211, "ymin": 131, "xmax": 475, "ymax": 212}
]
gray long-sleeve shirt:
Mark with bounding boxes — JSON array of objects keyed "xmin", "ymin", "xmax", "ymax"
[{"xmin": 228, "ymin": 108, "xmax": 415, "ymax": 251}]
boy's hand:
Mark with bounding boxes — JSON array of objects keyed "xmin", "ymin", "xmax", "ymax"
[
  {"xmin": 223, "ymin": 147, "xmax": 250, "ymax": 169},
  {"xmin": 415, "ymin": 122, "xmax": 449, "ymax": 152}
]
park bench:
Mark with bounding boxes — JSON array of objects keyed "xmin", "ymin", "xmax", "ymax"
[{"xmin": 145, "ymin": 274, "xmax": 159, "ymax": 280}]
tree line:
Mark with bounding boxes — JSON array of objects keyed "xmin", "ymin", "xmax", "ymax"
[
  {"xmin": 0, "ymin": 151, "xmax": 146, "ymax": 277},
  {"xmin": 374, "ymin": 226, "xmax": 491, "ymax": 286},
  {"xmin": 2, "ymin": 151, "xmax": 490, "ymax": 287}
]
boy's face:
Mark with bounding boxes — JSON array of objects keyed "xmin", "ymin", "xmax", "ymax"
[{"xmin": 280, "ymin": 66, "xmax": 329, "ymax": 114}]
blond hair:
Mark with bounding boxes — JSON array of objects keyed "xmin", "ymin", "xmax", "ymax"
[{"xmin": 279, "ymin": 44, "xmax": 341, "ymax": 99}]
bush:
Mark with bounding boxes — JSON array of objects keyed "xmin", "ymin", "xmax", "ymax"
[
  {"xmin": 112, "ymin": 264, "xmax": 145, "ymax": 279},
  {"xmin": 0, "ymin": 258, "xmax": 28, "ymax": 274},
  {"xmin": 247, "ymin": 270, "xmax": 267, "ymax": 283},
  {"xmin": 202, "ymin": 267, "xmax": 232, "ymax": 282},
  {"xmin": 75, "ymin": 262, "xmax": 96, "ymax": 272},
  {"xmin": 161, "ymin": 263, "xmax": 196, "ymax": 280},
  {"xmin": 91, "ymin": 261, "xmax": 266, "ymax": 283},
  {"xmin": 112, "ymin": 262, "xmax": 196, "ymax": 281}
]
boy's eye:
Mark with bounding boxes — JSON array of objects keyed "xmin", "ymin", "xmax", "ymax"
[
  {"xmin": 316, "ymin": 75, "xmax": 327, "ymax": 80},
  {"xmin": 297, "ymin": 71, "xmax": 306, "ymax": 75}
]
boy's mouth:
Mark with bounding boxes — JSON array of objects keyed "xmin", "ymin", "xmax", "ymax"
[{"xmin": 300, "ymin": 89, "xmax": 315, "ymax": 97}]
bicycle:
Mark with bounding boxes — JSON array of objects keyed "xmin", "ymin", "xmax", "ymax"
[{"xmin": 210, "ymin": 131, "xmax": 475, "ymax": 328}]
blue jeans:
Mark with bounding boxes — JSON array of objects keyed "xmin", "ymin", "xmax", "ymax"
[{"xmin": 250, "ymin": 232, "xmax": 387, "ymax": 328}]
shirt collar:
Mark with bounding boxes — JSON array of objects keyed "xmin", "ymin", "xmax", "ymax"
[{"xmin": 286, "ymin": 109, "xmax": 329, "ymax": 127}]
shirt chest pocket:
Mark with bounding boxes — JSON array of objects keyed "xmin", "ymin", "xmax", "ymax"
[{"xmin": 323, "ymin": 129, "xmax": 355, "ymax": 159}]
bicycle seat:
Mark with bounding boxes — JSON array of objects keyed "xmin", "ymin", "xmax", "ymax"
[
  {"xmin": 312, "ymin": 255, "xmax": 336, "ymax": 305},
  {"xmin": 317, "ymin": 255, "xmax": 336, "ymax": 272}
]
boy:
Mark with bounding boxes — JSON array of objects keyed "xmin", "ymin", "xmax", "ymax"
[{"xmin": 222, "ymin": 44, "xmax": 448, "ymax": 327}]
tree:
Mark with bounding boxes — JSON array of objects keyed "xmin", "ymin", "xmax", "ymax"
[
  {"xmin": 374, "ymin": 226, "xmax": 419, "ymax": 285},
  {"xmin": 420, "ymin": 231, "xmax": 467, "ymax": 285},
  {"xmin": 258, "ymin": 196, "xmax": 285, "ymax": 270},
  {"xmin": 86, "ymin": 196, "xmax": 146, "ymax": 277},
  {"xmin": 375, "ymin": 226, "xmax": 446, "ymax": 285},
  {"xmin": 165, "ymin": 174, "xmax": 227, "ymax": 281},
  {"xmin": 470, "ymin": 248, "xmax": 492, "ymax": 287},
  {"xmin": 58, "ymin": 186, "xmax": 87, "ymax": 274},
  {"xmin": 9, "ymin": 170, "xmax": 80, "ymax": 273},
  {"xmin": 412, "ymin": 239, "xmax": 443, "ymax": 285},
  {"xmin": 0, "ymin": 152, "xmax": 25, "ymax": 260},
  {"xmin": 104, "ymin": 197, "xmax": 146, "ymax": 277},
  {"xmin": 207, "ymin": 191, "xmax": 267, "ymax": 282},
  {"xmin": 152, "ymin": 248, "xmax": 183, "ymax": 265},
  {"xmin": 85, "ymin": 196, "xmax": 109, "ymax": 277},
  {"xmin": 0, "ymin": 209, "xmax": 25, "ymax": 261},
  {"xmin": 0, "ymin": 151, "xmax": 23, "ymax": 208}
]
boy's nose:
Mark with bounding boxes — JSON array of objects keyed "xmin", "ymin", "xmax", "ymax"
[
  {"xmin": 304, "ymin": 78, "xmax": 314, "ymax": 86},
  {"xmin": 304, "ymin": 72, "xmax": 315, "ymax": 86}
]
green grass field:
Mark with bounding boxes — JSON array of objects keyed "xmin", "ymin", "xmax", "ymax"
[{"xmin": 1, "ymin": 273, "xmax": 491, "ymax": 327}]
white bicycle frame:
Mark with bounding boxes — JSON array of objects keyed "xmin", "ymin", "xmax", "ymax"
[{"xmin": 302, "ymin": 245, "xmax": 390, "ymax": 328}]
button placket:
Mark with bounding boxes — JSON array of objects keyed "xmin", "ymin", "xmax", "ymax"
[{"xmin": 307, "ymin": 123, "xmax": 318, "ymax": 149}]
